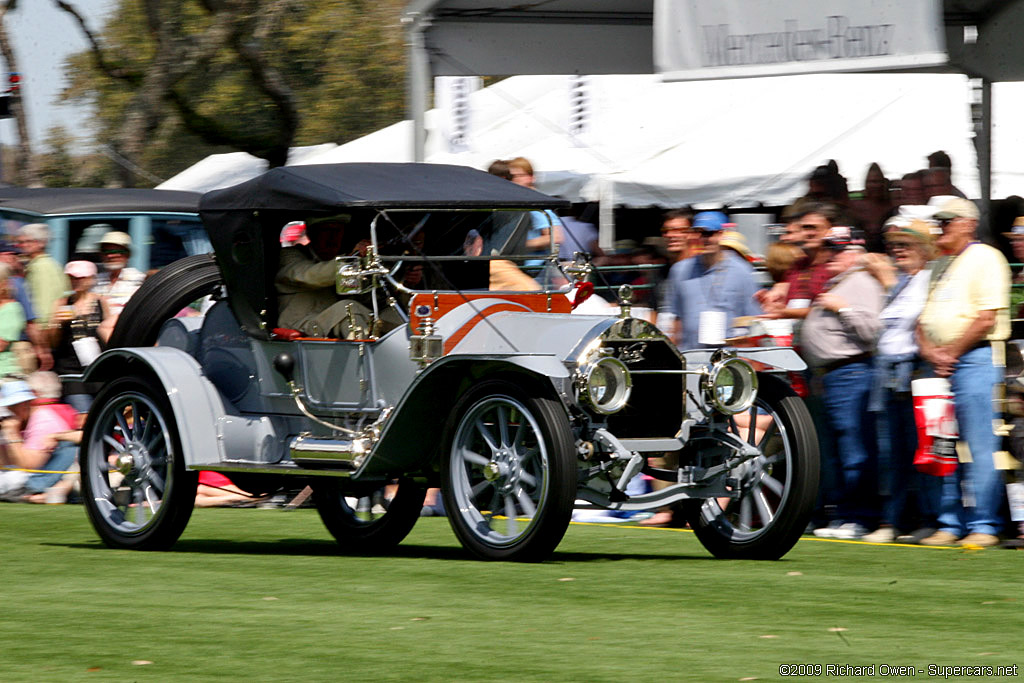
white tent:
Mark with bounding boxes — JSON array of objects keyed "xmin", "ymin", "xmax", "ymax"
[
  {"xmin": 296, "ymin": 73, "xmax": 991, "ymax": 209},
  {"xmin": 163, "ymin": 73, "xmax": 1024, "ymax": 233},
  {"xmin": 157, "ymin": 143, "xmax": 337, "ymax": 192}
]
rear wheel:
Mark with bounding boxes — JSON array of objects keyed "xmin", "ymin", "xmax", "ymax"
[
  {"xmin": 80, "ymin": 378, "xmax": 197, "ymax": 550},
  {"xmin": 107, "ymin": 253, "xmax": 222, "ymax": 349},
  {"xmin": 682, "ymin": 374, "xmax": 819, "ymax": 560},
  {"xmin": 441, "ymin": 381, "xmax": 576, "ymax": 562},
  {"xmin": 312, "ymin": 478, "xmax": 425, "ymax": 552}
]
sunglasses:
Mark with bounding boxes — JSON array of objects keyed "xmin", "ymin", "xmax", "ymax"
[
  {"xmin": 102, "ymin": 248, "xmax": 129, "ymax": 255},
  {"xmin": 887, "ymin": 241, "xmax": 914, "ymax": 251},
  {"xmin": 697, "ymin": 229, "xmax": 720, "ymax": 238}
]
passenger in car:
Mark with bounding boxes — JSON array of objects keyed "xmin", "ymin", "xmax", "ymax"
[{"xmin": 275, "ymin": 215, "xmax": 402, "ymax": 339}]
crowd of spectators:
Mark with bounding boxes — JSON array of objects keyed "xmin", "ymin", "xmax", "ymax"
[
  {"xmin": 631, "ymin": 153, "xmax": 1020, "ymax": 546},
  {"xmin": 0, "ymin": 224, "xmax": 142, "ymax": 504}
]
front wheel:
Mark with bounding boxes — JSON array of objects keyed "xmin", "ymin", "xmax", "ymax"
[
  {"xmin": 682, "ymin": 373, "xmax": 819, "ymax": 560},
  {"xmin": 80, "ymin": 378, "xmax": 198, "ymax": 550},
  {"xmin": 441, "ymin": 381, "xmax": 576, "ymax": 562}
]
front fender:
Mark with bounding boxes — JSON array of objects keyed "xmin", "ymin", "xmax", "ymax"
[{"xmin": 360, "ymin": 354, "xmax": 570, "ymax": 478}]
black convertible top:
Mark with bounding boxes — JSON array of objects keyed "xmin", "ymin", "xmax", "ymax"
[
  {"xmin": 199, "ymin": 163, "xmax": 568, "ymax": 213},
  {"xmin": 200, "ymin": 163, "xmax": 569, "ymax": 338},
  {"xmin": 0, "ymin": 187, "xmax": 201, "ymax": 215}
]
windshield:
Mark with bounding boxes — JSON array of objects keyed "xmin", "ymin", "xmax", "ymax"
[{"xmin": 371, "ymin": 209, "xmax": 564, "ymax": 292}]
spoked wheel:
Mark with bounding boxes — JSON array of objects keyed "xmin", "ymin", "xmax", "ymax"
[
  {"xmin": 441, "ymin": 381, "xmax": 576, "ymax": 562},
  {"xmin": 682, "ymin": 374, "xmax": 819, "ymax": 560},
  {"xmin": 312, "ymin": 477, "xmax": 425, "ymax": 552},
  {"xmin": 81, "ymin": 378, "xmax": 197, "ymax": 550},
  {"xmin": 107, "ymin": 254, "xmax": 222, "ymax": 349}
]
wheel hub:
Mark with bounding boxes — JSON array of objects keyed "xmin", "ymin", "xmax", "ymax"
[
  {"xmin": 116, "ymin": 452, "xmax": 136, "ymax": 476},
  {"xmin": 486, "ymin": 448, "xmax": 522, "ymax": 493}
]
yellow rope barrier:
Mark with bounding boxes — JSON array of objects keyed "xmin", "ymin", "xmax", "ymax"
[{"xmin": 1, "ymin": 465, "xmax": 77, "ymax": 475}]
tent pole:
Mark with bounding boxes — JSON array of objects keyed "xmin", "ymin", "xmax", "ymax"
[
  {"xmin": 598, "ymin": 177, "xmax": 615, "ymax": 251},
  {"xmin": 405, "ymin": 11, "xmax": 432, "ymax": 162},
  {"xmin": 972, "ymin": 77, "xmax": 993, "ymax": 238}
]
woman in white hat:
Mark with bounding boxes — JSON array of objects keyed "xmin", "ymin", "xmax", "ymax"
[{"xmin": 859, "ymin": 219, "xmax": 941, "ymax": 543}]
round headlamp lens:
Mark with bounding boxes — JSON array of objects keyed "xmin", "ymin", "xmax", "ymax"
[
  {"xmin": 707, "ymin": 358, "xmax": 758, "ymax": 414},
  {"xmin": 584, "ymin": 356, "xmax": 632, "ymax": 414}
]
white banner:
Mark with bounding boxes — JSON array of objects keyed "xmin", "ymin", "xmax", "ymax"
[
  {"xmin": 435, "ymin": 76, "xmax": 482, "ymax": 153},
  {"xmin": 655, "ymin": 0, "xmax": 947, "ymax": 81}
]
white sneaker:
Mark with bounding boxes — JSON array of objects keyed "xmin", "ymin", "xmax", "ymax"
[
  {"xmin": 572, "ymin": 510, "xmax": 631, "ymax": 523},
  {"xmin": 813, "ymin": 521, "xmax": 844, "ymax": 538},
  {"xmin": 831, "ymin": 522, "xmax": 869, "ymax": 540},
  {"xmin": 0, "ymin": 470, "xmax": 28, "ymax": 495},
  {"xmin": 861, "ymin": 526, "xmax": 896, "ymax": 543}
]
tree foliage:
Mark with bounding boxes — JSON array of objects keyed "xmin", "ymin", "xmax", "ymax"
[{"xmin": 50, "ymin": 0, "xmax": 406, "ymax": 187}]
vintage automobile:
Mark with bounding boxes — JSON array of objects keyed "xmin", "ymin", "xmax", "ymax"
[
  {"xmin": 78, "ymin": 163, "xmax": 819, "ymax": 562},
  {"xmin": 0, "ymin": 186, "xmax": 210, "ymax": 269}
]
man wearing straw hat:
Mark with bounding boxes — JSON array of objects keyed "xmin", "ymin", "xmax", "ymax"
[{"xmin": 917, "ymin": 198, "xmax": 1010, "ymax": 548}]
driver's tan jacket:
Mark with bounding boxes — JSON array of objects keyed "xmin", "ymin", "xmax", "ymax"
[{"xmin": 275, "ymin": 245, "xmax": 344, "ymax": 334}]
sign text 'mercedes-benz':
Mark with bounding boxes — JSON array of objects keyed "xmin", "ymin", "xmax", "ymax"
[
  {"xmin": 655, "ymin": 0, "xmax": 946, "ymax": 81},
  {"xmin": 702, "ymin": 16, "xmax": 895, "ymax": 67}
]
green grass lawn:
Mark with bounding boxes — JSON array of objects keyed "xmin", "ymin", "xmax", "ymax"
[{"xmin": 1, "ymin": 505, "xmax": 1020, "ymax": 682}]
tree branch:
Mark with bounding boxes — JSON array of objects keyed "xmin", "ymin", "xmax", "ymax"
[{"xmin": 53, "ymin": 0, "xmax": 142, "ymax": 85}]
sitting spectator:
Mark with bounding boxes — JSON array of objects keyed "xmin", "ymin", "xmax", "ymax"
[
  {"xmin": 93, "ymin": 231, "xmax": 146, "ymax": 317},
  {"xmin": 0, "ymin": 373, "xmax": 82, "ymax": 504},
  {"xmin": 195, "ymin": 471, "xmax": 264, "ymax": 507},
  {"xmin": 50, "ymin": 261, "xmax": 115, "ymax": 413}
]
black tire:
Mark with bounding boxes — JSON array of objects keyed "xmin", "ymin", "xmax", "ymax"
[
  {"xmin": 682, "ymin": 373, "xmax": 819, "ymax": 560},
  {"xmin": 80, "ymin": 377, "xmax": 198, "ymax": 550},
  {"xmin": 312, "ymin": 478, "xmax": 425, "ymax": 552},
  {"xmin": 441, "ymin": 381, "xmax": 576, "ymax": 562},
  {"xmin": 107, "ymin": 253, "xmax": 222, "ymax": 349}
]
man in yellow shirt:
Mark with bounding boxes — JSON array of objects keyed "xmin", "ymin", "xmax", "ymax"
[{"xmin": 917, "ymin": 198, "xmax": 1010, "ymax": 548}]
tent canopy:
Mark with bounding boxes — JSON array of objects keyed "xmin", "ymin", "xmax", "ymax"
[{"xmin": 297, "ymin": 73, "xmax": 986, "ymax": 208}]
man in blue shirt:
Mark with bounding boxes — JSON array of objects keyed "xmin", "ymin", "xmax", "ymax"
[{"xmin": 667, "ymin": 211, "xmax": 762, "ymax": 350}]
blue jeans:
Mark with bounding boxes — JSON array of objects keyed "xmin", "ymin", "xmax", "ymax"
[
  {"xmin": 874, "ymin": 386, "xmax": 942, "ymax": 529},
  {"xmin": 938, "ymin": 346, "xmax": 1004, "ymax": 537},
  {"xmin": 24, "ymin": 441, "xmax": 78, "ymax": 494},
  {"xmin": 821, "ymin": 361, "xmax": 878, "ymax": 526}
]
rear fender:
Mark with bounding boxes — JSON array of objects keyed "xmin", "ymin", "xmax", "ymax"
[{"xmin": 81, "ymin": 347, "xmax": 285, "ymax": 468}]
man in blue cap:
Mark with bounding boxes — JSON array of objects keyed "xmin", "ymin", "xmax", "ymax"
[{"xmin": 666, "ymin": 210, "xmax": 762, "ymax": 350}]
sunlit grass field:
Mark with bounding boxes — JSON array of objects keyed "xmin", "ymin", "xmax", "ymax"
[{"xmin": 1, "ymin": 505, "xmax": 1020, "ymax": 682}]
